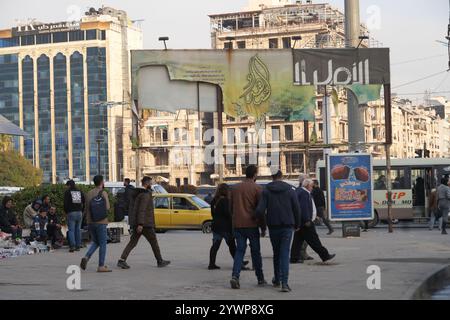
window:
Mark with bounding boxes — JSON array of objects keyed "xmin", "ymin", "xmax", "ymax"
[
  {"xmin": 272, "ymin": 126, "xmax": 280, "ymax": 142},
  {"xmin": 173, "ymin": 197, "xmax": 196, "ymax": 210},
  {"xmin": 21, "ymin": 35, "xmax": 35, "ymax": 46},
  {"xmin": 240, "ymin": 127, "xmax": 248, "ymax": 144},
  {"xmin": 222, "ymin": 19, "xmax": 237, "ymax": 31},
  {"xmin": 36, "ymin": 34, "xmax": 51, "ymax": 45},
  {"xmin": 237, "ymin": 41, "xmax": 246, "ymax": 49},
  {"xmin": 269, "ymin": 38, "xmax": 278, "ymax": 49},
  {"xmin": 190, "ymin": 196, "xmax": 210, "ymax": 208},
  {"xmin": 174, "ymin": 128, "xmax": 180, "ymax": 141},
  {"xmin": 53, "ymin": 32, "xmax": 68, "ymax": 43},
  {"xmin": 86, "ymin": 29, "xmax": 97, "ymax": 40},
  {"xmin": 238, "ymin": 17, "xmax": 253, "ymax": 29},
  {"xmin": 154, "ymin": 197, "xmax": 170, "ymax": 209},
  {"xmin": 100, "ymin": 30, "xmax": 106, "ymax": 40},
  {"xmin": 282, "ymin": 37, "xmax": 292, "ymax": 49},
  {"xmin": 69, "ymin": 30, "xmax": 85, "ymax": 42},
  {"xmin": 285, "ymin": 125, "xmax": 293, "ymax": 141},
  {"xmin": 227, "ymin": 128, "xmax": 235, "ymax": 144},
  {"xmin": 162, "ymin": 128, "xmax": 168, "ymax": 142},
  {"xmin": 224, "ymin": 42, "xmax": 233, "ymax": 49},
  {"xmin": 0, "ymin": 37, "xmax": 19, "ymax": 48},
  {"xmin": 183, "ymin": 178, "xmax": 189, "ymax": 186}
]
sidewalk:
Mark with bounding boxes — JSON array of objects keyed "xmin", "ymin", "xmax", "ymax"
[{"xmin": 1, "ymin": 228, "xmax": 449, "ymax": 300}]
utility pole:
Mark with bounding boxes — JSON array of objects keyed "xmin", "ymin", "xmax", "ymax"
[
  {"xmin": 96, "ymin": 137, "xmax": 102, "ymax": 176},
  {"xmin": 345, "ymin": 0, "xmax": 365, "ymax": 154}
]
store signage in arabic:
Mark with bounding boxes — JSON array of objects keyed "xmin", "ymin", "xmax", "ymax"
[{"xmin": 12, "ymin": 21, "xmax": 80, "ymax": 36}]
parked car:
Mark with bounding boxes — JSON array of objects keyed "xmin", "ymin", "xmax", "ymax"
[{"xmin": 153, "ymin": 193, "xmax": 212, "ymax": 233}]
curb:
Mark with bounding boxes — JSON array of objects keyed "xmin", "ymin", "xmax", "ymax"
[{"xmin": 410, "ymin": 264, "xmax": 450, "ymax": 300}]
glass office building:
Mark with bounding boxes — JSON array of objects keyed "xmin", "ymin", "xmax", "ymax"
[{"xmin": 0, "ymin": 7, "xmax": 143, "ymax": 183}]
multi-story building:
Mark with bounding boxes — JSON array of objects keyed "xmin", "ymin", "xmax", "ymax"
[{"xmin": 0, "ymin": 7, "xmax": 142, "ymax": 183}]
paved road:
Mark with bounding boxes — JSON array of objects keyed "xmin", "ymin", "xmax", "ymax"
[{"xmin": 1, "ymin": 227, "xmax": 450, "ymax": 300}]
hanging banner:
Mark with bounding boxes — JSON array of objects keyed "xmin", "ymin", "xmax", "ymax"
[
  {"xmin": 293, "ymin": 48, "xmax": 390, "ymax": 86},
  {"xmin": 328, "ymin": 154, "xmax": 374, "ymax": 221},
  {"xmin": 131, "ymin": 50, "xmax": 316, "ymax": 121}
]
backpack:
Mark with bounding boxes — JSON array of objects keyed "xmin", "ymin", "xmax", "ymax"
[{"xmin": 90, "ymin": 191, "xmax": 108, "ymax": 222}]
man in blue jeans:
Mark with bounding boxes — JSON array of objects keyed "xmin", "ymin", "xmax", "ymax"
[
  {"xmin": 80, "ymin": 175, "xmax": 112, "ymax": 273},
  {"xmin": 229, "ymin": 165, "xmax": 266, "ymax": 289},
  {"xmin": 64, "ymin": 180, "xmax": 85, "ymax": 252},
  {"xmin": 256, "ymin": 169, "xmax": 301, "ymax": 292}
]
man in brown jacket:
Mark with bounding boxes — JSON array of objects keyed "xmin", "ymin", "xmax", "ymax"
[
  {"xmin": 229, "ymin": 165, "xmax": 266, "ymax": 289},
  {"xmin": 117, "ymin": 176, "xmax": 170, "ymax": 269}
]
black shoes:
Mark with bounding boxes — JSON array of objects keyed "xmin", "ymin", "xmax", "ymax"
[
  {"xmin": 442, "ymin": 230, "xmax": 448, "ymax": 235},
  {"xmin": 281, "ymin": 284, "xmax": 292, "ymax": 292},
  {"xmin": 117, "ymin": 260, "xmax": 131, "ymax": 269},
  {"xmin": 327, "ymin": 230, "xmax": 334, "ymax": 235},
  {"xmin": 69, "ymin": 247, "xmax": 75, "ymax": 253},
  {"xmin": 230, "ymin": 277, "xmax": 240, "ymax": 289},
  {"xmin": 323, "ymin": 254, "xmax": 336, "ymax": 263},
  {"xmin": 157, "ymin": 260, "xmax": 171, "ymax": 268},
  {"xmin": 80, "ymin": 257, "xmax": 88, "ymax": 271},
  {"xmin": 258, "ymin": 279, "xmax": 268, "ymax": 286},
  {"xmin": 208, "ymin": 265, "xmax": 221, "ymax": 270},
  {"xmin": 75, "ymin": 247, "xmax": 81, "ymax": 252},
  {"xmin": 290, "ymin": 259, "xmax": 303, "ymax": 264},
  {"xmin": 272, "ymin": 278, "xmax": 281, "ymax": 288}
]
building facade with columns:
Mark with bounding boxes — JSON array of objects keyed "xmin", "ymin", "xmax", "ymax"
[{"xmin": 0, "ymin": 7, "xmax": 142, "ymax": 183}]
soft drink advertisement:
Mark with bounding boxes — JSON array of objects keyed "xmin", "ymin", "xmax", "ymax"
[{"xmin": 328, "ymin": 154, "xmax": 374, "ymax": 221}]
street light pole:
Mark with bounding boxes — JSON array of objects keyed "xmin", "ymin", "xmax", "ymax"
[{"xmin": 96, "ymin": 137, "xmax": 102, "ymax": 176}]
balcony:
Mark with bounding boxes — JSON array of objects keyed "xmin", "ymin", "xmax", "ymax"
[{"xmin": 142, "ymin": 165, "xmax": 170, "ymax": 174}]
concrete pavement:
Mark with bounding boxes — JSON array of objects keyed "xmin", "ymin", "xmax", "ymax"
[{"xmin": 1, "ymin": 227, "xmax": 450, "ymax": 300}]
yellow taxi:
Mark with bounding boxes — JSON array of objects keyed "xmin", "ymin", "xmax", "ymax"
[{"xmin": 153, "ymin": 193, "xmax": 212, "ymax": 233}]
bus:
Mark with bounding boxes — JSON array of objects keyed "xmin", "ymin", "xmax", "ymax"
[{"xmin": 316, "ymin": 158, "xmax": 450, "ymax": 227}]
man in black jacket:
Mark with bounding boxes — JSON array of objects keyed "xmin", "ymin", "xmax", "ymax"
[
  {"xmin": 312, "ymin": 180, "xmax": 334, "ymax": 235},
  {"xmin": 117, "ymin": 176, "xmax": 170, "ymax": 269},
  {"xmin": 256, "ymin": 170, "xmax": 301, "ymax": 293},
  {"xmin": 291, "ymin": 179, "xmax": 335, "ymax": 264},
  {"xmin": 123, "ymin": 178, "xmax": 135, "ymax": 221}
]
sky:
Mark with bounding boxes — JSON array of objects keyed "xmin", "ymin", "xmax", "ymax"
[{"xmin": 1, "ymin": 0, "xmax": 449, "ymax": 103}]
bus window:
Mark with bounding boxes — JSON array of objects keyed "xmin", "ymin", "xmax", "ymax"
[
  {"xmin": 374, "ymin": 169, "xmax": 387, "ymax": 190},
  {"xmin": 374, "ymin": 168, "xmax": 409, "ymax": 190},
  {"xmin": 391, "ymin": 169, "xmax": 409, "ymax": 190}
]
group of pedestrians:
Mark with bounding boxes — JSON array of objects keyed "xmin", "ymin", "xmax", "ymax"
[{"xmin": 207, "ymin": 165, "xmax": 335, "ymax": 293}]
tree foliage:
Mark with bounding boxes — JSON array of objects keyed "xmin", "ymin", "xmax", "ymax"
[{"xmin": 0, "ymin": 150, "xmax": 42, "ymax": 187}]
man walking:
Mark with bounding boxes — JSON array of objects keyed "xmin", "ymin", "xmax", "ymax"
[
  {"xmin": 230, "ymin": 165, "xmax": 266, "ymax": 289},
  {"xmin": 80, "ymin": 175, "xmax": 112, "ymax": 273},
  {"xmin": 293, "ymin": 174, "xmax": 313, "ymax": 263},
  {"xmin": 437, "ymin": 177, "xmax": 450, "ymax": 235},
  {"xmin": 64, "ymin": 180, "xmax": 85, "ymax": 252},
  {"xmin": 256, "ymin": 170, "xmax": 300, "ymax": 292},
  {"xmin": 290, "ymin": 179, "xmax": 336, "ymax": 264},
  {"xmin": 123, "ymin": 178, "xmax": 135, "ymax": 223},
  {"xmin": 312, "ymin": 180, "xmax": 334, "ymax": 235},
  {"xmin": 117, "ymin": 177, "xmax": 170, "ymax": 269}
]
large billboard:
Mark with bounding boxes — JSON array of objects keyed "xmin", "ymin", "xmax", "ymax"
[
  {"xmin": 132, "ymin": 50, "xmax": 316, "ymax": 121},
  {"xmin": 327, "ymin": 154, "xmax": 374, "ymax": 221}
]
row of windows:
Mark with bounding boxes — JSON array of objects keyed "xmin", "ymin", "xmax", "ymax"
[
  {"xmin": 224, "ymin": 37, "xmax": 293, "ymax": 49},
  {"xmin": 0, "ymin": 30, "xmax": 106, "ymax": 48}
]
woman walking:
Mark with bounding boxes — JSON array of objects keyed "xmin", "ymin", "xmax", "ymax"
[{"xmin": 208, "ymin": 183, "xmax": 248, "ymax": 270}]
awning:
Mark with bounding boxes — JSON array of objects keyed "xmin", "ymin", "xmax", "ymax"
[{"xmin": 0, "ymin": 115, "xmax": 29, "ymax": 137}]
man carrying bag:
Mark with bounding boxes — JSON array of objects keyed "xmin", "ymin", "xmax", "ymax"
[{"xmin": 80, "ymin": 175, "xmax": 112, "ymax": 273}]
